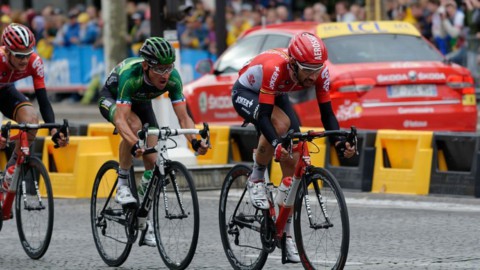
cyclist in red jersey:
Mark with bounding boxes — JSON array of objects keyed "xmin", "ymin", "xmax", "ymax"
[
  {"xmin": 0, "ymin": 23, "xmax": 68, "ymax": 190},
  {"xmin": 232, "ymin": 32, "xmax": 356, "ymax": 262}
]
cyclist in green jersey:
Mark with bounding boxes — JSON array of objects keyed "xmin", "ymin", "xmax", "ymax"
[{"xmin": 98, "ymin": 37, "xmax": 209, "ymax": 246}]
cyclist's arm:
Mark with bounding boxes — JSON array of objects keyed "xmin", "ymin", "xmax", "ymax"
[
  {"xmin": 114, "ymin": 104, "xmax": 138, "ymax": 147},
  {"xmin": 172, "ymin": 102, "xmax": 196, "ymax": 142},
  {"xmin": 172, "ymin": 102, "xmax": 208, "ymax": 154},
  {"xmin": 257, "ymin": 90, "xmax": 281, "ymax": 147},
  {"xmin": 35, "ymin": 88, "xmax": 55, "ymax": 124},
  {"xmin": 315, "ymin": 67, "xmax": 340, "ymax": 145}
]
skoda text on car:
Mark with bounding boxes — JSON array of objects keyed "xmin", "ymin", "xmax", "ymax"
[{"xmin": 183, "ymin": 21, "xmax": 477, "ymax": 132}]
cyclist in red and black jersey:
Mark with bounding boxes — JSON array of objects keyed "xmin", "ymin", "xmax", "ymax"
[
  {"xmin": 232, "ymin": 32, "xmax": 356, "ymax": 262},
  {"xmin": 0, "ymin": 23, "xmax": 68, "ymax": 189}
]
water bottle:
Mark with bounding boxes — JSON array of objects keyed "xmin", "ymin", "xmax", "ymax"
[
  {"xmin": 275, "ymin": 176, "xmax": 292, "ymax": 206},
  {"xmin": 138, "ymin": 170, "xmax": 153, "ymax": 197},
  {"xmin": 1, "ymin": 165, "xmax": 15, "ymax": 191}
]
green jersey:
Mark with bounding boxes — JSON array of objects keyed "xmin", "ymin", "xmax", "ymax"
[{"xmin": 104, "ymin": 57, "xmax": 185, "ymax": 105}]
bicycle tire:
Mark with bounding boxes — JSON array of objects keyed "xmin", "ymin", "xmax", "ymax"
[
  {"xmin": 90, "ymin": 160, "xmax": 132, "ymax": 267},
  {"xmin": 15, "ymin": 156, "xmax": 54, "ymax": 259},
  {"xmin": 219, "ymin": 164, "xmax": 268, "ymax": 270},
  {"xmin": 293, "ymin": 167, "xmax": 350, "ymax": 270},
  {"xmin": 153, "ymin": 161, "xmax": 199, "ymax": 270}
]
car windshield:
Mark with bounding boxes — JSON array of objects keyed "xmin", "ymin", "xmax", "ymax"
[
  {"xmin": 324, "ymin": 34, "xmax": 444, "ymax": 64},
  {"xmin": 215, "ymin": 35, "xmax": 264, "ymax": 73}
]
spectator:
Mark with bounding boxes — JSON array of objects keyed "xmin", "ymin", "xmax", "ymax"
[
  {"xmin": 265, "ymin": 7, "xmax": 278, "ymax": 24},
  {"xmin": 303, "ymin": 6, "xmax": 314, "ymax": 21},
  {"xmin": 335, "ymin": 1, "xmax": 356, "ymax": 22},
  {"xmin": 226, "ymin": 14, "xmax": 251, "ymax": 46},
  {"xmin": 181, "ymin": 14, "xmax": 208, "ymax": 49},
  {"xmin": 432, "ymin": 0, "xmax": 465, "ymax": 55},
  {"xmin": 204, "ymin": 14, "xmax": 217, "ymax": 56},
  {"xmin": 77, "ymin": 12, "xmax": 99, "ymax": 45},
  {"xmin": 60, "ymin": 9, "xmax": 81, "ymax": 46},
  {"xmin": 276, "ymin": 5, "xmax": 290, "ymax": 22}
]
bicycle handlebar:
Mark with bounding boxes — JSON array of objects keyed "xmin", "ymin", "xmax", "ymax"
[
  {"xmin": 138, "ymin": 123, "xmax": 210, "ymax": 156},
  {"xmin": 1, "ymin": 119, "xmax": 70, "ymax": 149},
  {"xmin": 283, "ymin": 126, "xmax": 359, "ymax": 155}
]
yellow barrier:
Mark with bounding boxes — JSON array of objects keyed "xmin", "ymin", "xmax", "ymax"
[
  {"xmin": 188, "ymin": 125, "xmax": 230, "ymax": 165},
  {"xmin": 371, "ymin": 130, "xmax": 433, "ymax": 195},
  {"xmin": 87, "ymin": 123, "xmax": 120, "ymax": 158},
  {"xmin": 270, "ymin": 127, "xmax": 326, "ymax": 186},
  {"xmin": 42, "ymin": 136, "xmax": 115, "ymax": 198}
]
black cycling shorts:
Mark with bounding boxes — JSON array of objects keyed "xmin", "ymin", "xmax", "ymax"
[
  {"xmin": 0, "ymin": 84, "xmax": 32, "ymax": 120},
  {"xmin": 98, "ymin": 86, "xmax": 158, "ymax": 128},
  {"xmin": 231, "ymin": 81, "xmax": 300, "ymax": 132}
]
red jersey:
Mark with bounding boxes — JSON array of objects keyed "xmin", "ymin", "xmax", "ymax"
[
  {"xmin": 0, "ymin": 46, "xmax": 45, "ymax": 89},
  {"xmin": 237, "ymin": 48, "xmax": 330, "ymax": 105}
]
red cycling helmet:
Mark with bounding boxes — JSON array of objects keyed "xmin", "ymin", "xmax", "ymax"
[
  {"xmin": 1, "ymin": 23, "xmax": 35, "ymax": 52},
  {"xmin": 288, "ymin": 32, "xmax": 327, "ymax": 71}
]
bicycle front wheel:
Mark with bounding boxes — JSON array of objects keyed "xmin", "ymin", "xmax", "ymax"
[
  {"xmin": 294, "ymin": 167, "xmax": 350, "ymax": 270},
  {"xmin": 90, "ymin": 160, "xmax": 132, "ymax": 267},
  {"xmin": 153, "ymin": 161, "xmax": 199, "ymax": 270},
  {"xmin": 218, "ymin": 164, "xmax": 268, "ymax": 270},
  {"xmin": 15, "ymin": 156, "xmax": 54, "ymax": 259}
]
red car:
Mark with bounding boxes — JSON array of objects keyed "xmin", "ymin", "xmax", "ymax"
[{"xmin": 183, "ymin": 21, "xmax": 477, "ymax": 132}]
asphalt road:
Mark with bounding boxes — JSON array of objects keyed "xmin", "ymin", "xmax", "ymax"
[{"xmin": 0, "ymin": 190, "xmax": 479, "ymax": 270}]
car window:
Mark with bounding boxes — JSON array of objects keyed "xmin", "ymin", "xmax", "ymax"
[
  {"xmin": 216, "ymin": 35, "xmax": 265, "ymax": 73},
  {"xmin": 325, "ymin": 34, "xmax": 444, "ymax": 64},
  {"xmin": 260, "ymin": 35, "xmax": 291, "ymax": 52}
]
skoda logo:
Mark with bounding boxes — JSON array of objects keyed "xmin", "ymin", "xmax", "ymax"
[{"xmin": 408, "ymin": 70, "xmax": 417, "ymax": 81}]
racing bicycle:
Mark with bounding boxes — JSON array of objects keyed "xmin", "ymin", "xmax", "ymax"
[
  {"xmin": 0, "ymin": 120, "xmax": 69, "ymax": 259},
  {"xmin": 219, "ymin": 127, "xmax": 357, "ymax": 269},
  {"xmin": 91, "ymin": 123, "xmax": 210, "ymax": 269}
]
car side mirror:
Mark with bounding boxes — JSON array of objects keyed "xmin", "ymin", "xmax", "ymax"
[{"xmin": 195, "ymin": 59, "xmax": 214, "ymax": 75}]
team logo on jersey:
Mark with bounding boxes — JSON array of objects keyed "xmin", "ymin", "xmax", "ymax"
[
  {"xmin": 269, "ymin": 66, "xmax": 280, "ymax": 89},
  {"xmin": 235, "ymin": 96, "xmax": 253, "ymax": 108},
  {"xmin": 32, "ymin": 56, "xmax": 44, "ymax": 77},
  {"xmin": 247, "ymin": 74, "xmax": 255, "ymax": 86}
]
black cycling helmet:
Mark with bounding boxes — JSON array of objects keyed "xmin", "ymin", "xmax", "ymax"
[{"xmin": 139, "ymin": 37, "xmax": 175, "ymax": 66}]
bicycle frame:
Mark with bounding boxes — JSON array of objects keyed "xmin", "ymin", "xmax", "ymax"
[
  {"xmin": 1, "ymin": 121, "xmax": 67, "ymax": 221},
  {"xmin": 267, "ymin": 128, "xmax": 357, "ymax": 240},
  {"xmin": 272, "ymin": 140, "xmax": 311, "ymax": 239},
  {"xmin": 131, "ymin": 126, "xmax": 209, "ymax": 229}
]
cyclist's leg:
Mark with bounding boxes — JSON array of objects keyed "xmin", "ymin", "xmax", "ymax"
[
  {"xmin": 99, "ymin": 88, "xmax": 139, "ymax": 205},
  {"xmin": 0, "ymin": 85, "xmax": 37, "ymax": 177},
  {"xmin": 131, "ymin": 101, "xmax": 158, "ymax": 172},
  {"xmin": 131, "ymin": 101, "xmax": 158, "ymax": 246},
  {"xmin": 274, "ymin": 94, "xmax": 301, "ymax": 262}
]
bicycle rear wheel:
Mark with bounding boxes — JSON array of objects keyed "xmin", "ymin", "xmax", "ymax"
[
  {"xmin": 294, "ymin": 167, "xmax": 350, "ymax": 270},
  {"xmin": 15, "ymin": 157, "xmax": 54, "ymax": 259},
  {"xmin": 90, "ymin": 160, "xmax": 132, "ymax": 267},
  {"xmin": 153, "ymin": 161, "xmax": 199, "ymax": 270},
  {"xmin": 219, "ymin": 164, "xmax": 268, "ymax": 270}
]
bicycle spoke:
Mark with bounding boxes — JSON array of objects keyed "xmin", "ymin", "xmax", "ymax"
[
  {"xmin": 219, "ymin": 164, "xmax": 268, "ymax": 270},
  {"xmin": 295, "ymin": 168, "xmax": 350, "ymax": 269},
  {"xmin": 154, "ymin": 161, "xmax": 199, "ymax": 270},
  {"xmin": 15, "ymin": 158, "xmax": 54, "ymax": 260},
  {"xmin": 90, "ymin": 161, "xmax": 132, "ymax": 267}
]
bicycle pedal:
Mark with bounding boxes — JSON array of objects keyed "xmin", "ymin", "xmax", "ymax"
[
  {"xmin": 283, "ymin": 258, "xmax": 301, "ymax": 264},
  {"xmin": 121, "ymin": 202, "xmax": 138, "ymax": 210}
]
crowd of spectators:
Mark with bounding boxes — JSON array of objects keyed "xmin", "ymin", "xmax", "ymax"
[
  {"xmin": 1, "ymin": 0, "xmax": 480, "ymax": 92},
  {"xmin": 1, "ymin": 0, "xmax": 480, "ymax": 62}
]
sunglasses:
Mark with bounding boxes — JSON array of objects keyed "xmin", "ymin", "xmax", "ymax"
[
  {"xmin": 9, "ymin": 50, "xmax": 33, "ymax": 60},
  {"xmin": 296, "ymin": 61, "xmax": 323, "ymax": 73},
  {"xmin": 149, "ymin": 63, "xmax": 175, "ymax": 75}
]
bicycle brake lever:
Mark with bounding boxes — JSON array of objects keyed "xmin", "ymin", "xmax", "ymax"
[
  {"xmin": 1, "ymin": 121, "xmax": 11, "ymax": 145},
  {"xmin": 348, "ymin": 126, "xmax": 359, "ymax": 156}
]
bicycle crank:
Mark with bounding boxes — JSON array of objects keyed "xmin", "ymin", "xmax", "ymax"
[{"xmin": 260, "ymin": 211, "xmax": 276, "ymax": 253}]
